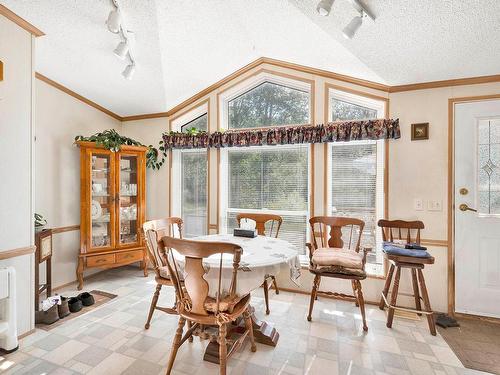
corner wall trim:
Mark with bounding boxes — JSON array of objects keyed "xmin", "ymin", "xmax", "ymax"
[
  {"xmin": 0, "ymin": 5, "xmax": 44, "ymax": 37},
  {"xmin": 0, "ymin": 246, "xmax": 36, "ymax": 260}
]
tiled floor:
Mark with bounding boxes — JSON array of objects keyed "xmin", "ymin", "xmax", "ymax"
[{"xmin": 0, "ymin": 267, "xmax": 489, "ymax": 374}]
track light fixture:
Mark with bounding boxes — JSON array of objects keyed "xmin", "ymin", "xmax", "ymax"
[
  {"xmin": 342, "ymin": 14, "xmax": 363, "ymax": 39},
  {"xmin": 316, "ymin": 0, "xmax": 335, "ymax": 16},
  {"xmin": 317, "ymin": 0, "xmax": 375, "ymax": 39},
  {"xmin": 106, "ymin": 9, "xmax": 121, "ymax": 33},
  {"xmin": 107, "ymin": 0, "xmax": 137, "ymax": 80},
  {"xmin": 122, "ymin": 63, "xmax": 136, "ymax": 80}
]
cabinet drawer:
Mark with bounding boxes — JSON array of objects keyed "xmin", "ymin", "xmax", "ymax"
[
  {"xmin": 87, "ymin": 254, "xmax": 115, "ymax": 267},
  {"xmin": 116, "ymin": 250, "xmax": 143, "ymax": 263}
]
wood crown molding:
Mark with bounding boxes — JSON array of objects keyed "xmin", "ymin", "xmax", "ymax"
[
  {"xmin": 0, "ymin": 5, "xmax": 44, "ymax": 37},
  {"xmin": 36, "ymin": 57, "xmax": 500, "ymax": 123},
  {"xmin": 0, "ymin": 245, "xmax": 36, "ymax": 260}
]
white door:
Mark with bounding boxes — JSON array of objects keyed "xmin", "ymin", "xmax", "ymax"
[{"xmin": 455, "ymin": 99, "xmax": 500, "ymax": 318}]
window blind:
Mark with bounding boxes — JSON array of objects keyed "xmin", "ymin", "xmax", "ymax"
[
  {"xmin": 181, "ymin": 113, "xmax": 208, "ymax": 237},
  {"xmin": 226, "ymin": 145, "xmax": 309, "ymax": 252}
]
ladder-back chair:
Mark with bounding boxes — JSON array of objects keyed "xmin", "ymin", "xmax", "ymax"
[
  {"xmin": 236, "ymin": 212, "xmax": 282, "ymax": 314},
  {"xmin": 306, "ymin": 216, "xmax": 370, "ymax": 331},
  {"xmin": 378, "ymin": 219, "xmax": 436, "ymax": 335},
  {"xmin": 158, "ymin": 236, "xmax": 256, "ymax": 375},
  {"xmin": 142, "ymin": 217, "xmax": 183, "ymax": 329}
]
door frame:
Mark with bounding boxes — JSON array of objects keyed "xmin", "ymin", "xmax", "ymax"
[{"xmin": 448, "ymin": 94, "xmax": 500, "ymax": 317}]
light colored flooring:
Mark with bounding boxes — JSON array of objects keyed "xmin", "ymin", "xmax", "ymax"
[{"xmin": 0, "ymin": 267, "xmax": 489, "ymax": 375}]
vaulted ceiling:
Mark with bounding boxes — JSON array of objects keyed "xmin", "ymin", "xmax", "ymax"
[{"xmin": 2, "ymin": 0, "xmax": 499, "ymax": 117}]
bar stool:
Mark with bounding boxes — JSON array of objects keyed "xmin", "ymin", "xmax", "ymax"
[{"xmin": 378, "ymin": 220, "xmax": 436, "ymax": 336}]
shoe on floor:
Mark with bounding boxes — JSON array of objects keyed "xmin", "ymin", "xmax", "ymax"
[
  {"xmin": 68, "ymin": 297, "xmax": 83, "ymax": 313},
  {"xmin": 58, "ymin": 296, "xmax": 71, "ymax": 318},
  {"xmin": 35, "ymin": 305, "xmax": 60, "ymax": 325},
  {"xmin": 78, "ymin": 292, "xmax": 95, "ymax": 306}
]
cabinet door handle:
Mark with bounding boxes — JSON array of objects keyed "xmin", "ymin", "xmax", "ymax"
[{"xmin": 96, "ymin": 258, "xmax": 107, "ymax": 263}]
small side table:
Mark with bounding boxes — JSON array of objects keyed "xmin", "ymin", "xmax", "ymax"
[
  {"xmin": 379, "ymin": 253, "xmax": 436, "ymax": 335},
  {"xmin": 34, "ymin": 229, "xmax": 53, "ymax": 311}
]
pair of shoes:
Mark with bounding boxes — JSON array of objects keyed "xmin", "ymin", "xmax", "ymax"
[
  {"xmin": 58, "ymin": 296, "xmax": 71, "ymax": 318},
  {"xmin": 68, "ymin": 292, "xmax": 95, "ymax": 313},
  {"xmin": 35, "ymin": 305, "xmax": 59, "ymax": 325}
]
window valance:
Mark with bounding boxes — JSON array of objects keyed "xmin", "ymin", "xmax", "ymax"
[{"xmin": 162, "ymin": 119, "xmax": 400, "ymax": 150}]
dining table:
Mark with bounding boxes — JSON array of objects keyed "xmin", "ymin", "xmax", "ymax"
[{"xmin": 176, "ymin": 233, "xmax": 301, "ymax": 364}]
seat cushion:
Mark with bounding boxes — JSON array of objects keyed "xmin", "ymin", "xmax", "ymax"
[
  {"xmin": 312, "ymin": 248, "xmax": 364, "ymax": 269},
  {"xmin": 158, "ymin": 266, "xmax": 171, "ymax": 279},
  {"xmin": 204, "ymin": 295, "xmax": 245, "ymax": 313}
]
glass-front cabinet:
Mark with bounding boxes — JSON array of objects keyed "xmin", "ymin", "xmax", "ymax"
[{"xmin": 77, "ymin": 141, "xmax": 147, "ymax": 290}]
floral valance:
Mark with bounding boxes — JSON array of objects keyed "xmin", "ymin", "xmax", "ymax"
[{"xmin": 162, "ymin": 119, "xmax": 400, "ymax": 150}]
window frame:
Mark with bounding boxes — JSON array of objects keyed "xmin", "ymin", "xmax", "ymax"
[
  {"xmin": 170, "ymin": 103, "xmax": 209, "ymax": 237},
  {"xmin": 326, "ymin": 88, "xmax": 387, "ymax": 277}
]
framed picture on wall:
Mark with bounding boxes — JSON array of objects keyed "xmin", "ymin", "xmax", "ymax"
[{"xmin": 411, "ymin": 122, "xmax": 429, "ymax": 140}]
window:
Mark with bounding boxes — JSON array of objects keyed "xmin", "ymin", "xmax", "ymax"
[
  {"xmin": 221, "ymin": 145, "xmax": 309, "ymax": 252},
  {"xmin": 228, "ymin": 81, "xmax": 309, "ymax": 129},
  {"xmin": 220, "ymin": 74, "xmax": 312, "ymax": 253},
  {"xmin": 171, "ymin": 110, "xmax": 208, "ymax": 238},
  {"xmin": 328, "ymin": 89, "xmax": 386, "ymax": 275}
]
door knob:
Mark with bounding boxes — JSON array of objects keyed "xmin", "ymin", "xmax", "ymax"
[{"xmin": 459, "ymin": 203, "xmax": 477, "ymax": 212}]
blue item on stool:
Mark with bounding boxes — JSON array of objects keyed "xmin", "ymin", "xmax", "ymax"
[{"xmin": 382, "ymin": 242, "xmax": 431, "ymax": 258}]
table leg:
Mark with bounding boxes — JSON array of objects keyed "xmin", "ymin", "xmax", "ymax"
[{"xmin": 203, "ymin": 305, "xmax": 279, "ymax": 364}]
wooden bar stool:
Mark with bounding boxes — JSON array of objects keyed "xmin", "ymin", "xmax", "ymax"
[{"xmin": 378, "ymin": 220, "xmax": 436, "ymax": 336}]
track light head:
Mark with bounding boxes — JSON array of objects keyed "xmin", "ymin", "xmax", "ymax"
[
  {"xmin": 113, "ymin": 41, "xmax": 129, "ymax": 60},
  {"xmin": 122, "ymin": 63, "xmax": 136, "ymax": 80},
  {"xmin": 316, "ymin": 0, "xmax": 335, "ymax": 16},
  {"xmin": 342, "ymin": 14, "xmax": 363, "ymax": 39},
  {"xmin": 106, "ymin": 9, "xmax": 121, "ymax": 34}
]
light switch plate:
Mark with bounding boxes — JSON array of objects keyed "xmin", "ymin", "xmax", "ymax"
[
  {"xmin": 414, "ymin": 198, "xmax": 424, "ymax": 211},
  {"xmin": 428, "ymin": 200, "xmax": 442, "ymax": 211}
]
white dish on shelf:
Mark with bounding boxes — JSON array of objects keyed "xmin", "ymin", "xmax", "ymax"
[{"xmin": 91, "ymin": 200, "xmax": 102, "ymax": 220}]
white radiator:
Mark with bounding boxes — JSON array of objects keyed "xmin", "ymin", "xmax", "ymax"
[{"xmin": 0, "ymin": 267, "xmax": 18, "ymax": 352}]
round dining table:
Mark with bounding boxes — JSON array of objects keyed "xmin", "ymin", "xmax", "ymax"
[{"xmin": 184, "ymin": 233, "xmax": 302, "ymax": 363}]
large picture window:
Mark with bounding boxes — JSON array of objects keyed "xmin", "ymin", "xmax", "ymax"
[
  {"xmin": 220, "ymin": 74, "xmax": 311, "ymax": 253},
  {"xmin": 171, "ymin": 109, "xmax": 208, "ymax": 238},
  {"xmin": 328, "ymin": 89, "xmax": 386, "ymax": 275}
]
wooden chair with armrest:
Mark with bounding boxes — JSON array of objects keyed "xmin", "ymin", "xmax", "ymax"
[
  {"xmin": 142, "ymin": 217, "xmax": 184, "ymax": 330},
  {"xmin": 158, "ymin": 236, "xmax": 256, "ymax": 375},
  {"xmin": 377, "ymin": 219, "xmax": 436, "ymax": 335},
  {"xmin": 306, "ymin": 216, "xmax": 370, "ymax": 331},
  {"xmin": 236, "ymin": 213, "xmax": 282, "ymax": 315}
]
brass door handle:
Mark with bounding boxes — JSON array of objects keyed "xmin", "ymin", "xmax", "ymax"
[{"xmin": 459, "ymin": 203, "xmax": 477, "ymax": 212}]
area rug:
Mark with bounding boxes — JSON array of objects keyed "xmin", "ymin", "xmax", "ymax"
[
  {"xmin": 36, "ymin": 290, "xmax": 117, "ymax": 331},
  {"xmin": 438, "ymin": 317, "xmax": 500, "ymax": 374}
]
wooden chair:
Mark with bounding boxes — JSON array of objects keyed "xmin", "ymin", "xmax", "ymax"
[
  {"xmin": 142, "ymin": 217, "xmax": 184, "ymax": 330},
  {"xmin": 236, "ymin": 213, "xmax": 282, "ymax": 315},
  {"xmin": 378, "ymin": 219, "xmax": 436, "ymax": 335},
  {"xmin": 158, "ymin": 236, "xmax": 256, "ymax": 375},
  {"xmin": 306, "ymin": 216, "xmax": 370, "ymax": 331}
]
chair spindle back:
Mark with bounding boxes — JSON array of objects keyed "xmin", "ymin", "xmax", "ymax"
[
  {"xmin": 236, "ymin": 213, "xmax": 282, "ymax": 238},
  {"xmin": 142, "ymin": 217, "xmax": 183, "ymax": 277},
  {"xmin": 309, "ymin": 216, "xmax": 365, "ymax": 252},
  {"xmin": 158, "ymin": 236, "xmax": 242, "ymax": 316},
  {"xmin": 377, "ymin": 219, "xmax": 424, "ymax": 245}
]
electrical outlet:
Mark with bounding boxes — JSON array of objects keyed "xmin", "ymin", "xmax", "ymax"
[
  {"xmin": 414, "ymin": 198, "xmax": 424, "ymax": 211},
  {"xmin": 428, "ymin": 200, "xmax": 442, "ymax": 211}
]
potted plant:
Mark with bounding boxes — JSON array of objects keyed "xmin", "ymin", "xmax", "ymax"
[{"xmin": 35, "ymin": 213, "xmax": 47, "ymax": 232}]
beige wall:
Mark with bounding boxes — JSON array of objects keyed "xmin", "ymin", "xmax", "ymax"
[
  {"xmin": 0, "ymin": 15, "xmax": 35, "ymax": 335},
  {"xmin": 121, "ymin": 118, "xmax": 168, "ymax": 221},
  {"xmin": 35, "ymin": 80, "xmax": 121, "ymax": 288}
]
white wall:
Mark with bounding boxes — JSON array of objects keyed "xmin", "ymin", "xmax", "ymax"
[
  {"xmin": 0, "ymin": 15, "xmax": 35, "ymax": 335},
  {"xmin": 35, "ymin": 80, "xmax": 121, "ymax": 288},
  {"xmin": 121, "ymin": 118, "xmax": 168, "ymax": 221}
]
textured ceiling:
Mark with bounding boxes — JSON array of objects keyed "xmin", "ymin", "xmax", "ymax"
[
  {"xmin": 1, "ymin": 0, "xmax": 499, "ymax": 116},
  {"xmin": 289, "ymin": 0, "xmax": 500, "ymax": 84}
]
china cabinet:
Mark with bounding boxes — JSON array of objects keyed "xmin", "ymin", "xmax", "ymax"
[{"xmin": 77, "ymin": 141, "xmax": 148, "ymax": 290}]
